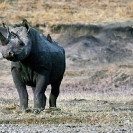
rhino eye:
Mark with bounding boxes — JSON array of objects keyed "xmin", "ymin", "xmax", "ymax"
[{"xmin": 11, "ymin": 31, "xmax": 18, "ymax": 38}]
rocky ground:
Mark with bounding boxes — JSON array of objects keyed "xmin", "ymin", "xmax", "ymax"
[
  {"xmin": 0, "ymin": 124, "xmax": 133, "ymax": 133},
  {"xmin": 0, "ymin": 98, "xmax": 133, "ymax": 133},
  {"xmin": 0, "ymin": 80, "xmax": 133, "ymax": 132}
]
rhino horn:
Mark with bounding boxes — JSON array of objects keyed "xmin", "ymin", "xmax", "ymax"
[{"xmin": 0, "ymin": 32, "xmax": 8, "ymax": 46}]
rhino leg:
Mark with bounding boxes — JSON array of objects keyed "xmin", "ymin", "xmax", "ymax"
[
  {"xmin": 12, "ymin": 70, "xmax": 28, "ymax": 110},
  {"xmin": 49, "ymin": 76, "xmax": 63, "ymax": 107},
  {"xmin": 34, "ymin": 73, "xmax": 49, "ymax": 110}
]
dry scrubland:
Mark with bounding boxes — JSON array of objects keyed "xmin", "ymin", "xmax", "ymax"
[
  {"xmin": 0, "ymin": 60, "xmax": 133, "ymax": 130},
  {"xmin": 0, "ymin": 0, "xmax": 133, "ymax": 132},
  {"xmin": 0, "ymin": 0, "xmax": 133, "ymax": 26}
]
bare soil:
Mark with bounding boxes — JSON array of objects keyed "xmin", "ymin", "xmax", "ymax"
[
  {"xmin": 0, "ymin": 60, "xmax": 133, "ymax": 132},
  {"xmin": 0, "ymin": 0, "xmax": 133, "ymax": 132}
]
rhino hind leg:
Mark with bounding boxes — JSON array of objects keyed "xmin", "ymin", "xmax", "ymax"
[{"xmin": 49, "ymin": 76, "xmax": 63, "ymax": 107}]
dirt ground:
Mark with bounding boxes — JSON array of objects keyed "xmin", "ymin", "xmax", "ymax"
[
  {"xmin": 0, "ymin": 87, "xmax": 133, "ymax": 132},
  {"xmin": 0, "ymin": 60, "xmax": 133, "ymax": 132},
  {"xmin": 0, "ymin": 0, "xmax": 133, "ymax": 132}
]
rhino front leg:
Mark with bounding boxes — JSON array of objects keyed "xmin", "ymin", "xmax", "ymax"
[
  {"xmin": 12, "ymin": 70, "xmax": 28, "ymax": 110},
  {"xmin": 49, "ymin": 76, "xmax": 63, "ymax": 107},
  {"xmin": 34, "ymin": 73, "xmax": 49, "ymax": 110},
  {"xmin": 17, "ymin": 86, "xmax": 28, "ymax": 110}
]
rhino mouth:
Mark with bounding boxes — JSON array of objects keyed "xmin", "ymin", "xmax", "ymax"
[
  {"xmin": 5, "ymin": 54, "xmax": 19, "ymax": 61},
  {"xmin": 6, "ymin": 56, "xmax": 16, "ymax": 61},
  {"xmin": 5, "ymin": 53, "xmax": 25, "ymax": 62}
]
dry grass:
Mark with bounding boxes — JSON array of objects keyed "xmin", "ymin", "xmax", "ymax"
[
  {"xmin": 63, "ymin": 64, "xmax": 133, "ymax": 99},
  {"xmin": 0, "ymin": 0, "xmax": 7, "ymax": 9},
  {"xmin": 0, "ymin": 61, "xmax": 133, "ymax": 125},
  {"xmin": 0, "ymin": 96, "xmax": 133, "ymax": 125},
  {"xmin": 0, "ymin": 0, "xmax": 133, "ymax": 26},
  {"xmin": 0, "ymin": 0, "xmax": 133, "ymax": 125}
]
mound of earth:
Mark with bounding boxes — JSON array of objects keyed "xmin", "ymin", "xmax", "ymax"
[
  {"xmin": 65, "ymin": 35, "xmax": 104, "ymax": 63},
  {"xmin": 55, "ymin": 23, "xmax": 133, "ymax": 66}
]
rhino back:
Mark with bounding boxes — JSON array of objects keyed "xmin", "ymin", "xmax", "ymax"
[{"xmin": 40, "ymin": 35, "xmax": 65, "ymax": 82}]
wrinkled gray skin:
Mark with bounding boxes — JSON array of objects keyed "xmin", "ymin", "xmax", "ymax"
[{"xmin": 0, "ymin": 21, "xmax": 65, "ymax": 111}]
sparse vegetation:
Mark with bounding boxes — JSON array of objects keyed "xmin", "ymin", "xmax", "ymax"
[
  {"xmin": 0, "ymin": 0, "xmax": 133, "ymax": 132},
  {"xmin": 0, "ymin": 61, "xmax": 133, "ymax": 126},
  {"xmin": 0, "ymin": 0, "xmax": 133, "ymax": 26}
]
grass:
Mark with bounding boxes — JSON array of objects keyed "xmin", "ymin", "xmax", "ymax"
[
  {"xmin": 0, "ymin": 0, "xmax": 133, "ymax": 26},
  {"xmin": 0, "ymin": 61, "xmax": 133, "ymax": 125},
  {"xmin": 0, "ymin": 0, "xmax": 7, "ymax": 9},
  {"xmin": 0, "ymin": 0, "xmax": 133, "ymax": 126},
  {"xmin": 0, "ymin": 97, "xmax": 133, "ymax": 125}
]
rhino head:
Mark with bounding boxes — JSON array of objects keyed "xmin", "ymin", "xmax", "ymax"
[{"xmin": 0, "ymin": 20, "xmax": 32, "ymax": 61}]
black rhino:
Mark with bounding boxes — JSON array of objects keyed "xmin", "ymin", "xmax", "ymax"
[{"xmin": 0, "ymin": 20, "xmax": 66, "ymax": 111}]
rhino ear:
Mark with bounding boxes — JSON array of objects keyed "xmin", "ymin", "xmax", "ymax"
[
  {"xmin": 22, "ymin": 19, "xmax": 29, "ymax": 32},
  {"xmin": 3, "ymin": 23, "xmax": 10, "ymax": 35},
  {"xmin": 2, "ymin": 23, "xmax": 6, "ymax": 28}
]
